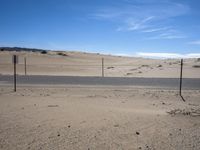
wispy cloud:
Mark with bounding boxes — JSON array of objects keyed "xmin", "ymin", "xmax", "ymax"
[
  {"xmin": 125, "ymin": 16, "xmax": 155, "ymax": 31},
  {"xmin": 147, "ymin": 29, "xmax": 186, "ymax": 39},
  {"xmin": 148, "ymin": 34, "xmax": 186, "ymax": 40},
  {"xmin": 91, "ymin": 0, "xmax": 190, "ymax": 39},
  {"xmin": 142, "ymin": 27, "xmax": 171, "ymax": 33},
  {"xmin": 117, "ymin": 16, "xmax": 155, "ymax": 31},
  {"xmin": 136, "ymin": 52, "xmax": 200, "ymax": 59},
  {"xmin": 188, "ymin": 40, "xmax": 200, "ymax": 45}
]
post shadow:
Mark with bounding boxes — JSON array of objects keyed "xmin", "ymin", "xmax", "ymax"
[
  {"xmin": 180, "ymin": 95, "xmax": 186, "ymax": 102},
  {"xmin": 179, "ymin": 59, "xmax": 185, "ymax": 102}
]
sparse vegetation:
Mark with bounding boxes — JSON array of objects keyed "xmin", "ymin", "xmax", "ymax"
[
  {"xmin": 157, "ymin": 64, "xmax": 162, "ymax": 68},
  {"xmin": 193, "ymin": 65, "xmax": 200, "ymax": 68},
  {"xmin": 126, "ymin": 73, "xmax": 133, "ymax": 75},
  {"xmin": 141, "ymin": 65, "xmax": 149, "ymax": 67},
  {"xmin": 57, "ymin": 52, "xmax": 68, "ymax": 56},
  {"xmin": 107, "ymin": 66, "xmax": 114, "ymax": 69},
  {"xmin": 41, "ymin": 50, "xmax": 47, "ymax": 54}
]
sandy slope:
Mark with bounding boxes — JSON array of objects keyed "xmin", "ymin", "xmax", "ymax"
[
  {"xmin": 0, "ymin": 86, "xmax": 200, "ymax": 150},
  {"xmin": 0, "ymin": 51, "xmax": 200, "ymax": 78}
]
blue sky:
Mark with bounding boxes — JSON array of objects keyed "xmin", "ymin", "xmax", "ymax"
[{"xmin": 0, "ymin": 0, "xmax": 200, "ymax": 58}]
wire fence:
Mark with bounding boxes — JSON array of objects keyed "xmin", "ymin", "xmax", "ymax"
[{"xmin": 0, "ymin": 55, "xmax": 200, "ymax": 78}]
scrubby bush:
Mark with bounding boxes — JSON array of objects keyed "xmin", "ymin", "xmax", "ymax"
[
  {"xmin": 41, "ymin": 50, "xmax": 47, "ymax": 54},
  {"xmin": 157, "ymin": 64, "xmax": 162, "ymax": 68},
  {"xmin": 57, "ymin": 52, "xmax": 68, "ymax": 56}
]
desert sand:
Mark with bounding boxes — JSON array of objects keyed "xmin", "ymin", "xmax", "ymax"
[
  {"xmin": 0, "ymin": 50, "xmax": 200, "ymax": 150},
  {"xmin": 0, "ymin": 86, "xmax": 200, "ymax": 150},
  {"xmin": 0, "ymin": 51, "xmax": 200, "ymax": 78}
]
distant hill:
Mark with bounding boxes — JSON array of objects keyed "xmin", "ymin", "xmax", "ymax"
[{"xmin": 0, "ymin": 47, "xmax": 49, "ymax": 52}]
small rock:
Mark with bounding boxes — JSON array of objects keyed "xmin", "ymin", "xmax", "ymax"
[
  {"xmin": 136, "ymin": 131, "xmax": 140, "ymax": 135},
  {"xmin": 157, "ymin": 64, "xmax": 162, "ymax": 67}
]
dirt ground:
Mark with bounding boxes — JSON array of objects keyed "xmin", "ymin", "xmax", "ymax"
[{"xmin": 0, "ymin": 85, "xmax": 200, "ymax": 150}]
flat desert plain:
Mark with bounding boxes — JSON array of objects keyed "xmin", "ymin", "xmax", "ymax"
[{"xmin": 0, "ymin": 51, "xmax": 200, "ymax": 150}]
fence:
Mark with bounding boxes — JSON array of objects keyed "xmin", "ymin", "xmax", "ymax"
[
  {"xmin": 0, "ymin": 54, "xmax": 200, "ymax": 98},
  {"xmin": 0, "ymin": 54, "xmax": 199, "ymax": 78}
]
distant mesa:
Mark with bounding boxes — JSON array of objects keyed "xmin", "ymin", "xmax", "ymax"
[{"xmin": 0, "ymin": 47, "xmax": 49, "ymax": 53}]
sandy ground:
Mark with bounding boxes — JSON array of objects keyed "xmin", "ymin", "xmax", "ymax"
[
  {"xmin": 0, "ymin": 85, "xmax": 200, "ymax": 150},
  {"xmin": 0, "ymin": 51, "xmax": 200, "ymax": 149},
  {"xmin": 0, "ymin": 51, "xmax": 200, "ymax": 78}
]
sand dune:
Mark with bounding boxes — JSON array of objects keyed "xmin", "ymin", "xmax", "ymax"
[{"xmin": 0, "ymin": 50, "xmax": 200, "ymax": 78}]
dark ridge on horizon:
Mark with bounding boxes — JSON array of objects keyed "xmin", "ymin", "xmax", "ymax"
[{"xmin": 0, "ymin": 47, "xmax": 51, "ymax": 52}]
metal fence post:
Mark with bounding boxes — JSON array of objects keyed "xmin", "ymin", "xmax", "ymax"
[
  {"xmin": 12, "ymin": 55, "xmax": 18, "ymax": 92},
  {"xmin": 179, "ymin": 59, "xmax": 185, "ymax": 101},
  {"xmin": 24, "ymin": 57, "xmax": 27, "ymax": 75},
  {"xmin": 102, "ymin": 58, "xmax": 104, "ymax": 77},
  {"xmin": 179, "ymin": 59, "xmax": 183, "ymax": 96}
]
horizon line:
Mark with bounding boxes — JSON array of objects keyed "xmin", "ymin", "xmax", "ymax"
[{"xmin": 0, "ymin": 46, "xmax": 200, "ymax": 59}]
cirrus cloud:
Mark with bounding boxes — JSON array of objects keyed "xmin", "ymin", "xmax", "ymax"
[{"xmin": 91, "ymin": 0, "xmax": 190, "ymax": 40}]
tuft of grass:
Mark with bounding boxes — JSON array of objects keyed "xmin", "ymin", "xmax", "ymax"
[
  {"xmin": 141, "ymin": 65, "xmax": 149, "ymax": 67},
  {"xmin": 107, "ymin": 66, "xmax": 114, "ymax": 69}
]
